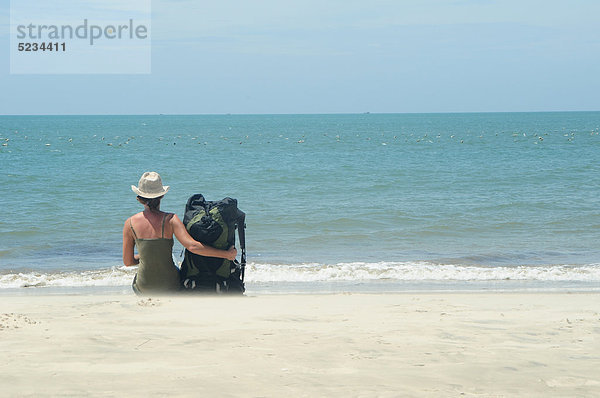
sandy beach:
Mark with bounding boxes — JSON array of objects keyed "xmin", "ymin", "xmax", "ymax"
[{"xmin": 0, "ymin": 292, "xmax": 598, "ymax": 397}]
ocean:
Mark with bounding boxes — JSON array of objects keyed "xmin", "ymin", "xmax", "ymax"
[{"xmin": 1, "ymin": 112, "xmax": 599, "ymax": 294}]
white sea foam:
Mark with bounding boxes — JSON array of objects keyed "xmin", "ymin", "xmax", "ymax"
[
  {"xmin": 0, "ymin": 262, "xmax": 599, "ymax": 289},
  {"xmin": 245, "ymin": 262, "xmax": 600, "ymax": 282},
  {"xmin": 0, "ymin": 266, "xmax": 136, "ymax": 289}
]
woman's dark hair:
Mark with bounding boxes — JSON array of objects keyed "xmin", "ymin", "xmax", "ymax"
[{"xmin": 137, "ymin": 195, "xmax": 163, "ymax": 210}]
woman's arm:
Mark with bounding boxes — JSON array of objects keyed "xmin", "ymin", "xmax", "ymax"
[
  {"xmin": 171, "ymin": 214, "xmax": 237, "ymax": 260},
  {"xmin": 122, "ymin": 219, "xmax": 140, "ymax": 266}
]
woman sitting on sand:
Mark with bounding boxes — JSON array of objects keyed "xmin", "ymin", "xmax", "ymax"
[{"xmin": 123, "ymin": 171, "xmax": 237, "ymax": 294}]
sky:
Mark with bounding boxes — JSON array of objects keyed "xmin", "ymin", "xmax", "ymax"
[{"xmin": 1, "ymin": 0, "xmax": 599, "ymax": 115}]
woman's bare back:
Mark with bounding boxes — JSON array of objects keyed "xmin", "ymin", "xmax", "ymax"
[{"xmin": 129, "ymin": 210, "xmax": 174, "ymax": 239}]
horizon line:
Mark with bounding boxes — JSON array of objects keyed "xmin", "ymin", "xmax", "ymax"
[{"xmin": 1, "ymin": 110, "xmax": 599, "ymax": 117}]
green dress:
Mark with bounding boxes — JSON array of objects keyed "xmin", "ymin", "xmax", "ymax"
[{"xmin": 130, "ymin": 214, "xmax": 181, "ymax": 294}]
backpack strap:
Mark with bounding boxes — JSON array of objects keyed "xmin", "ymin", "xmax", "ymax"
[{"xmin": 236, "ymin": 210, "xmax": 246, "ymax": 282}]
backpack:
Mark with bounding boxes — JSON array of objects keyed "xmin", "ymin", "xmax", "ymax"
[{"xmin": 179, "ymin": 194, "xmax": 246, "ymax": 294}]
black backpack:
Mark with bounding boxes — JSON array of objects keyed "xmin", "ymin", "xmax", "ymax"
[{"xmin": 179, "ymin": 194, "xmax": 246, "ymax": 294}]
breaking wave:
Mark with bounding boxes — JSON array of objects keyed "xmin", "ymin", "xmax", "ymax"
[
  {"xmin": 246, "ymin": 261, "xmax": 600, "ymax": 282},
  {"xmin": 0, "ymin": 261, "xmax": 599, "ymax": 289}
]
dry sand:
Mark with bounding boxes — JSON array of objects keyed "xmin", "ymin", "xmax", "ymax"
[{"xmin": 0, "ymin": 292, "xmax": 599, "ymax": 397}]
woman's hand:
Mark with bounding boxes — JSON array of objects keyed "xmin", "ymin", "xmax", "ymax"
[
  {"xmin": 172, "ymin": 213, "xmax": 239, "ymax": 260},
  {"xmin": 226, "ymin": 245, "xmax": 237, "ymax": 261}
]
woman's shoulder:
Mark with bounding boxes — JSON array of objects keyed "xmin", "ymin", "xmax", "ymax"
[
  {"xmin": 128, "ymin": 212, "xmax": 145, "ymax": 221},
  {"xmin": 123, "ymin": 213, "xmax": 141, "ymax": 233},
  {"xmin": 125, "ymin": 212, "xmax": 147, "ymax": 225},
  {"xmin": 166, "ymin": 212, "xmax": 181, "ymax": 222},
  {"xmin": 166, "ymin": 213, "xmax": 186, "ymax": 229}
]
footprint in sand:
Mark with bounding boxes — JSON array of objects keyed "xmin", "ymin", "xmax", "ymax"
[
  {"xmin": 0, "ymin": 313, "xmax": 39, "ymax": 331},
  {"xmin": 137, "ymin": 298, "xmax": 160, "ymax": 307},
  {"xmin": 545, "ymin": 377, "xmax": 600, "ymax": 387}
]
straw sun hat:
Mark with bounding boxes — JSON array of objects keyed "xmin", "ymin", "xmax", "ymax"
[{"xmin": 131, "ymin": 171, "xmax": 170, "ymax": 199}]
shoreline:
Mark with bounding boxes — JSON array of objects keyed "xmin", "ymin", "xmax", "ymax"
[
  {"xmin": 0, "ymin": 278, "xmax": 599, "ymax": 297},
  {"xmin": 1, "ymin": 291, "xmax": 598, "ymax": 396},
  {"xmin": 0, "ymin": 281, "xmax": 600, "ymax": 298}
]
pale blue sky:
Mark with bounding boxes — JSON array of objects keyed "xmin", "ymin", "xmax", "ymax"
[{"xmin": 1, "ymin": 0, "xmax": 599, "ymax": 114}]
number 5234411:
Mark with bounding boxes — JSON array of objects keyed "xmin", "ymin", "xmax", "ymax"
[{"xmin": 18, "ymin": 42, "xmax": 66, "ymax": 52}]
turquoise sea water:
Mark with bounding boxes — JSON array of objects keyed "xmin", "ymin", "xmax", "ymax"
[{"xmin": 1, "ymin": 112, "xmax": 599, "ymax": 292}]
